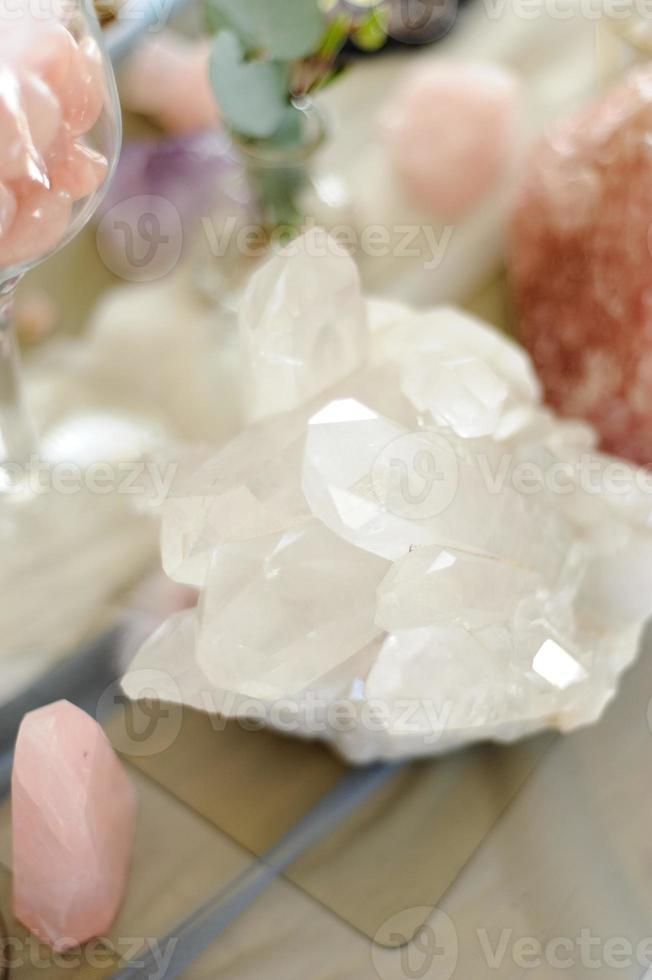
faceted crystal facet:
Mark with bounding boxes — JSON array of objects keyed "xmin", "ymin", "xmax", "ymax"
[
  {"xmin": 239, "ymin": 228, "xmax": 368, "ymax": 423},
  {"xmin": 122, "ymin": 264, "xmax": 652, "ymax": 763},
  {"xmin": 302, "ymin": 396, "xmax": 573, "ymax": 578},
  {"xmin": 196, "ymin": 519, "xmax": 388, "ymax": 698},
  {"xmin": 376, "ymin": 546, "xmax": 542, "ymax": 631},
  {"xmin": 12, "ymin": 701, "xmax": 136, "ymax": 950},
  {"xmin": 161, "ymin": 411, "xmax": 311, "ymax": 587}
]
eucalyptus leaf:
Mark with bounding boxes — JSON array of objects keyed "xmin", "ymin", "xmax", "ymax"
[
  {"xmin": 268, "ymin": 104, "xmax": 305, "ymax": 148},
  {"xmin": 204, "ymin": 0, "xmax": 230, "ymax": 35},
  {"xmin": 209, "ymin": 31, "xmax": 289, "ymax": 139},
  {"xmin": 208, "ymin": 0, "xmax": 325, "ymax": 59}
]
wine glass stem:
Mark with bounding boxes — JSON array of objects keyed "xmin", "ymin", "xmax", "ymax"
[{"xmin": 0, "ymin": 278, "xmax": 38, "ymax": 468}]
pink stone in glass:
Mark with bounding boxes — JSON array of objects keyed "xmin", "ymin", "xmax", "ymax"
[
  {"xmin": 59, "ymin": 37, "xmax": 105, "ymax": 137},
  {"xmin": 382, "ymin": 62, "xmax": 521, "ymax": 219},
  {"xmin": 0, "ymin": 182, "xmax": 17, "ymax": 236},
  {"xmin": 20, "ymin": 71, "xmax": 62, "ymax": 158},
  {"xmin": 0, "ymin": 183, "xmax": 72, "ymax": 266},
  {"xmin": 12, "ymin": 700, "xmax": 136, "ymax": 951},
  {"xmin": 51, "ymin": 138, "xmax": 108, "ymax": 200},
  {"xmin": 0, "ymin": 66, "xmax": 47, "ymax": 184},
  {"xmin": 510, "ymin": 66, "xmax": 652, "ymax": 466},
  {"xmin": 0, "ymin": 18, "xmax": 76, "ymax": 95}
]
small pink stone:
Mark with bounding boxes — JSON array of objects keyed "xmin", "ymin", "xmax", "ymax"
[
  {"xmin": 51, "ymin": 138, "xmax": 108, "ymax": 201},
  {"xmin": 0, "ymin": 182, "xmax": 17, "ymax": 237},
  {"xmin": 510, "ymin": 65, "xmax": 652, "ymax": 466},
  {"xmin": 12, "ymin": 701, "xmax": 136, "ymax": 951},
  {"xmin": 20, "ymin": 70, "xmax": 62, "ymax": 158},
  {"xmin": 0, "ymin": 18, "xmax": 76, "ymax": 96},
  {"xmin": 59, "ymin": 37, "xmax": 106, "ymax": 137},
  {"xmin": 381, "ymin": 61, "xmax": 521, "ymax": 219},
  {"xmin": 0, "ymin": 66, "xmax": 47, "ymax": 184},
  {"xmin": 0, "ymin": 183, "xmax": 72, "ymax": 267},
  {"xmin": 119, "ymin": 30, "xmax": 220, "ymax": 134}
]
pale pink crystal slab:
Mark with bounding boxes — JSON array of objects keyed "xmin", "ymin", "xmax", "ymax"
[
  {"xmin": 11, "ymin": 700, "xmax": 136, "ymax": 952},
  {"xmin": 511, "ymin": 66, "xmax": 652, "ymax": 465}
]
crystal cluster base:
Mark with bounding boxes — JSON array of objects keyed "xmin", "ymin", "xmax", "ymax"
[{"xmin": 124, "ymin": 232, "xmax": 652, "ymax": 763}]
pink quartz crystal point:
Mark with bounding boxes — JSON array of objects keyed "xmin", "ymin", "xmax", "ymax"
[
  {"xmin": 12, "ymin": 700, "xmax": 136, "ymax": 951},
  {"xmin": 381, "ymin": 61, "xmax": 521, "ymax": 219},
  {"xmin": 510, "ymin": 66, "xmax": 652, "ymax": 466},
  {"xmin": 119, "ymin": 30, "xmax": 220, "ymax": 134}
]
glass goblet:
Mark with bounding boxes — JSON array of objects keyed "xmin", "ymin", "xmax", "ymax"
[{"xmin": 0, "ymin": 0, "xmax": 121, "ymax": 479}]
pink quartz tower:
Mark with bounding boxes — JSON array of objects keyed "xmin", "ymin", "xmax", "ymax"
[{"xmin": 11, "ymin": 700, "xmax": 136, "ymax": 951}]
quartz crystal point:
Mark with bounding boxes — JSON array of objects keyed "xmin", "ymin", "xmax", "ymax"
[
  {"xmin": 196, "ymin": 520, "xmax": 388, "ymax": 698},
  {"xmin": 124, "ymin": 236, "xmax": 652, "ymax": 763},
  {"xmin": 510, "ymin": 66, "xmax": 652, "ymax": 466},
  {"xmin": 239, "ymin": 228, "xmax": 368, "ymax": 422},
  {"xmin": 12, "ymin": 701, "xmax": 136, "ymax": 950}
]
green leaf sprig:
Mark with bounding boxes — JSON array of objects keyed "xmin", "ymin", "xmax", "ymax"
[{"xmin": 207, "ymin": 0, "xmax": 388, "ymax": 144}]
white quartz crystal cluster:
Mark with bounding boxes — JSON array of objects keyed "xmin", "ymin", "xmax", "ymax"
[{"xmin": 123, "ymin": 230, "xmax": 652, "ymax": 762}]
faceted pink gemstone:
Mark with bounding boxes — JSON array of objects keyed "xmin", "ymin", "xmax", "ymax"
[
  {"xmin": 0, "ymin": 183, "xmax": 72, "ymax": 268},
  {"xmin": 119, "ymin": 30, "xmax": 220, "ymax": 134},
  {"xmin": 382, "ymin": 62, "xmax": 521, "ymax": 219},
  {"xmin": 51, "ymin": 138, "xmax": 108, "ymax": 201},
  {"xmin": 510, "ymin": 66, "xmax": 652, "ymax": 466},
  {"xmin": 12, "ymin": 701, "xmax": 136, "ymax": 952}
]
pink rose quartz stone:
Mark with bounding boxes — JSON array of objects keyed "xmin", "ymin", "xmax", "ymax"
[
  {"xmin": 0, "ymin": 15, "xmax": 108, "ymax": 270},
  {"xmin": 381, "ymin": 61, "xmax": 521, "ymax": 219},
  {"xmin": 119, "ymin": 30, "xmax": 220, "ymax": 135},
  {"xmin": 12, "ymin": 700, "xmax": 136, "ymax": 951},
  {"xmin": 510, "ymin": 66, "xmax": 652, "ymax": 466}
]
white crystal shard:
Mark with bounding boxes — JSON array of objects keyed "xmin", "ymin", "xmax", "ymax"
[
  {"xmin": 239, "ymin": 229, "xmax": 368, "ymax": 423},
  {"xmin": 161, "ymin": 411, "xmax": 310, "ymax": 587},
  {"xmin": 375, "ymin": 546, "xmax": 542, "ymax": 631},
  {"xmin": 402, "ymin": 351, "xmax": 509, "ymax": 438},
  {"xmin": 123, "ymin": 248, "xmax": 652, "ymax": 763},
  {"xmin": 302, "ymin": 396, "xmax": 573, "ymax": 576},
  {"xmin": 195, "ymin": 520, "xmax": 388, "ymax": 699}
]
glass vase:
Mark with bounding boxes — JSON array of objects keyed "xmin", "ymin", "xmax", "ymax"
[{"xmin": 193, "ymin": 98, "xmax": 351, "ymax": 311}]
